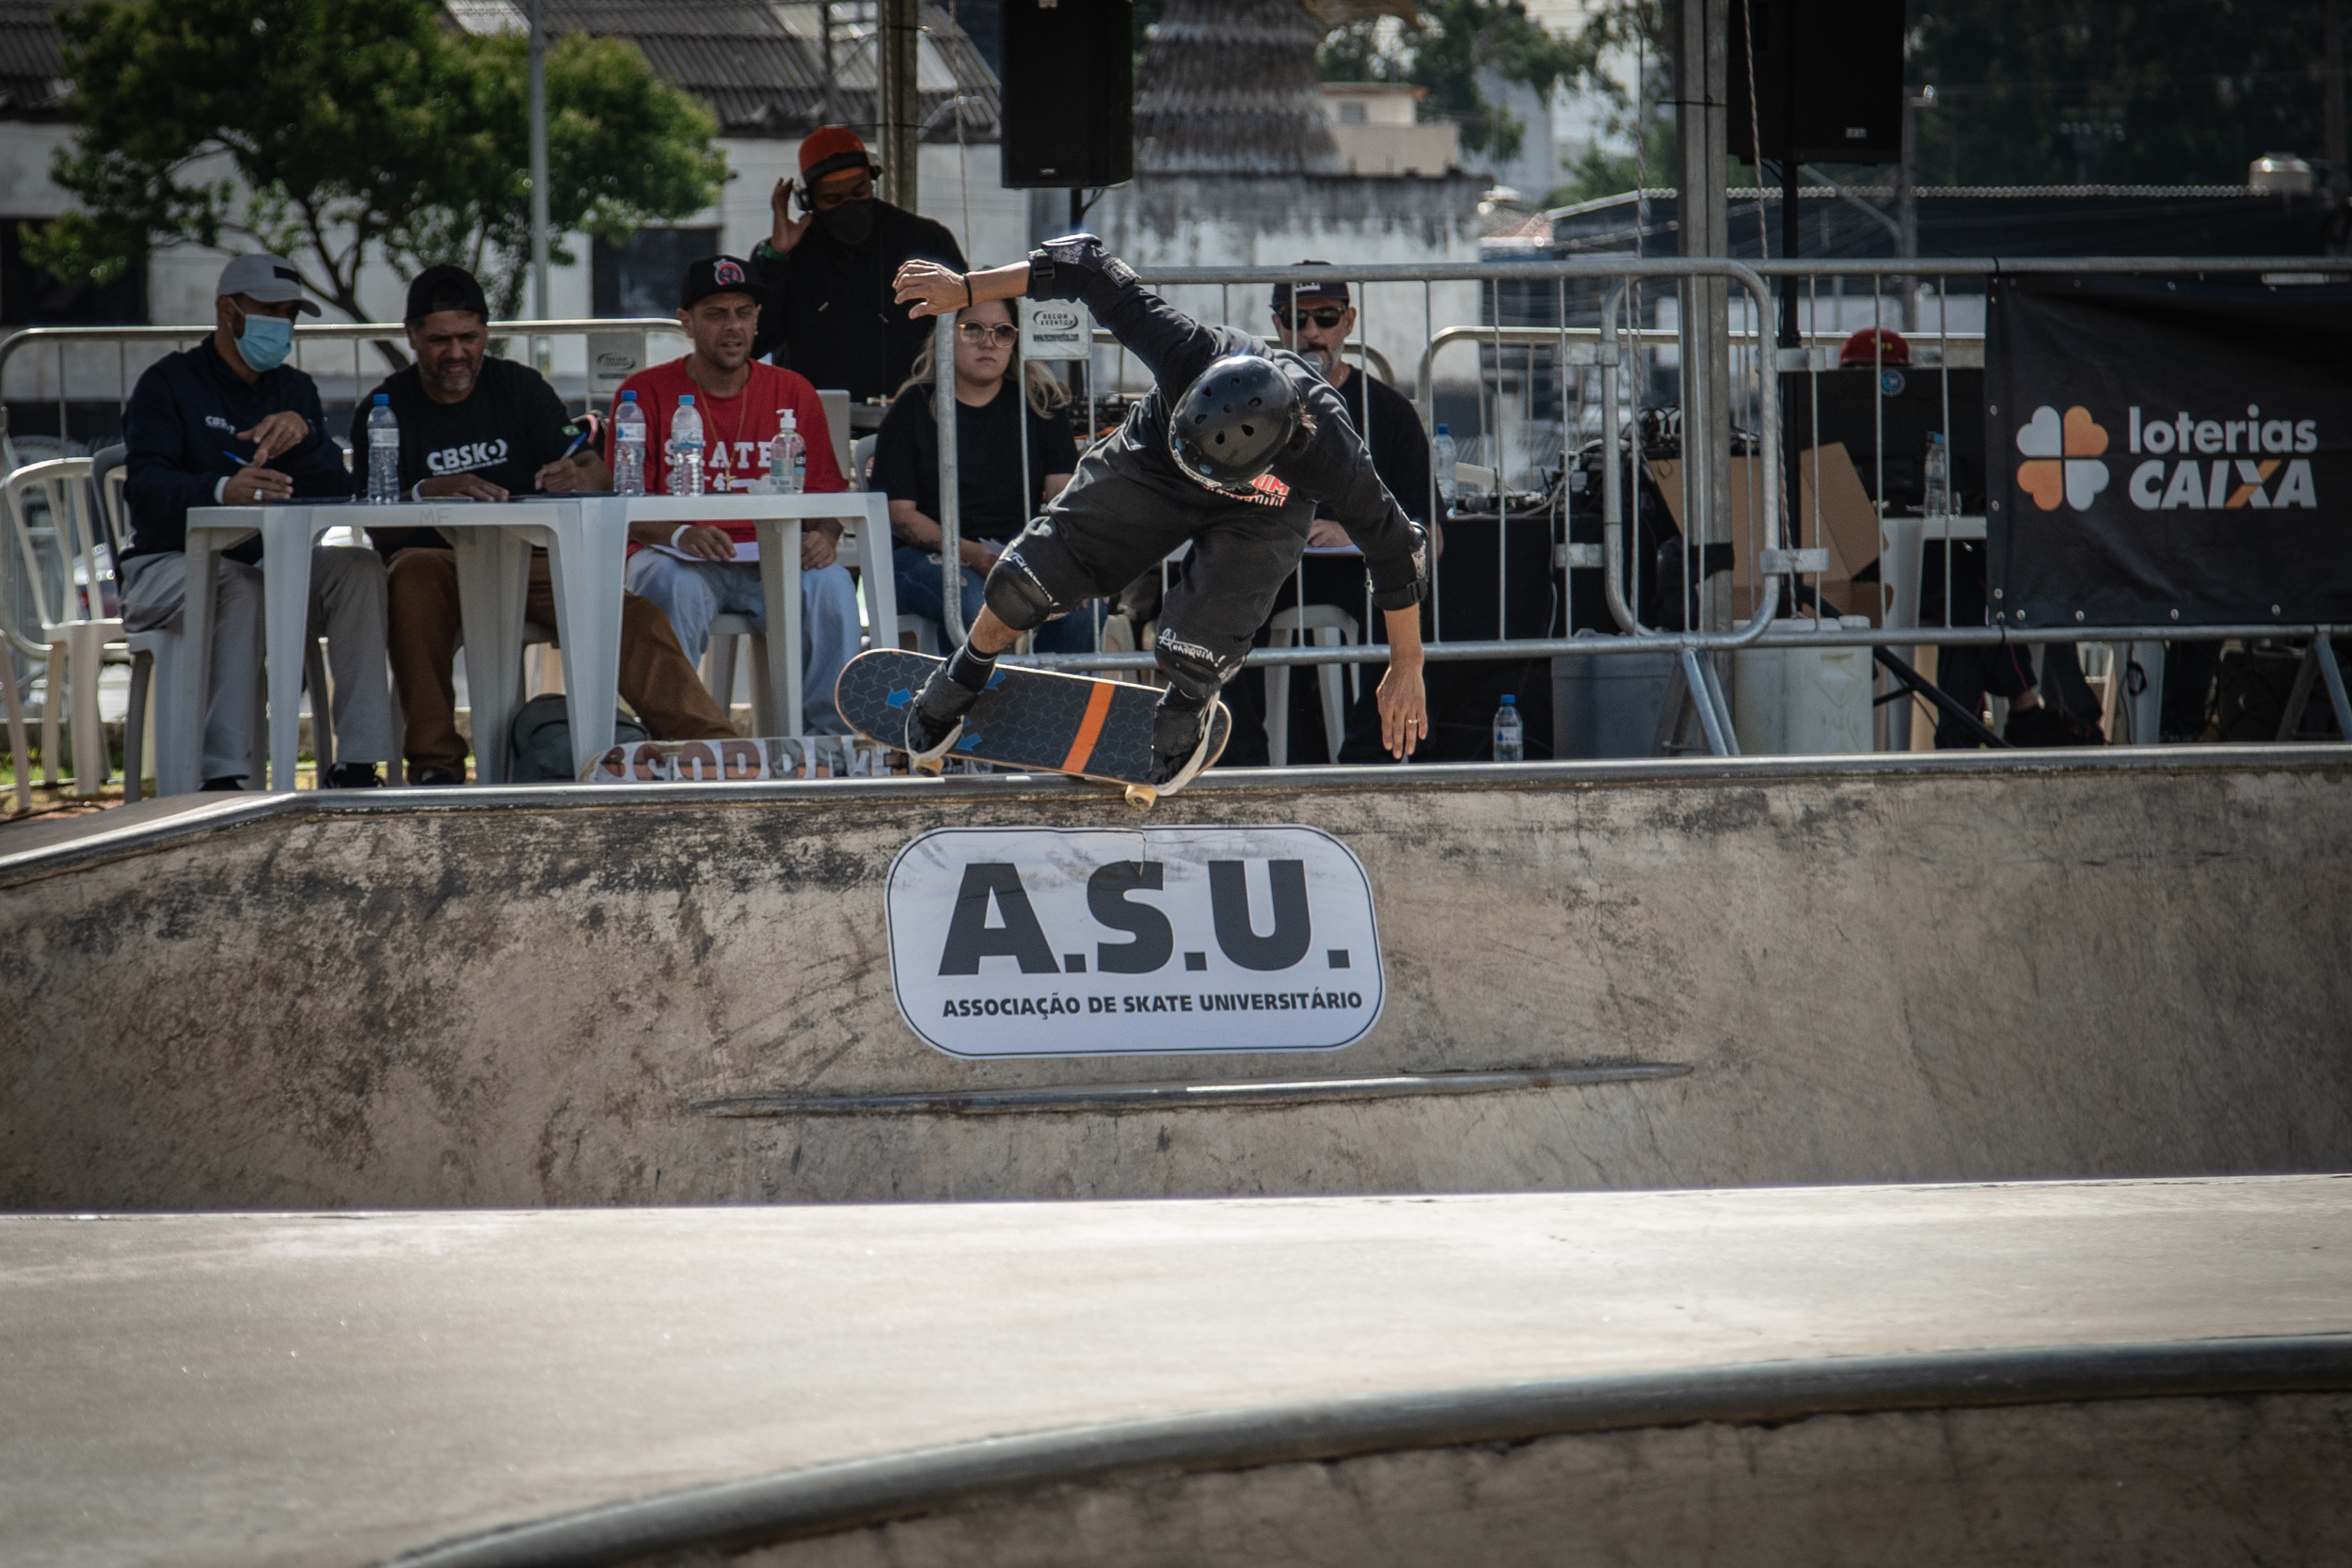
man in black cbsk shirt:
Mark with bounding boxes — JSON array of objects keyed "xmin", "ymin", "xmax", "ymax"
[
  {"xmin": 748, "ymin": 125, "xmax": 966, "ymax": 405},
  {"xmin": 359, "ymin": 265, "xmax": 734, "ymax": 784}
]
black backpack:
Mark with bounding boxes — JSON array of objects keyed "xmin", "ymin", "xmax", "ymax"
[{"xmin": 508, "ymin": 692, "xmax": 648, "ymax": 783}]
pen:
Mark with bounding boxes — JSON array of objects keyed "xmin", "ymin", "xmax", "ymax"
[
  {"xmin": 558, "ymin": 427, "xmax": 591, "ymax": 461},
  {"xmin": 222, "ymin": 449, "xmax": 250, "ymax": 466}
]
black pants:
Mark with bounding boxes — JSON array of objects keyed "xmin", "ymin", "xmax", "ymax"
[{"xmin": 992, "ymin": 460, "xmax": 1310, "ymax": 705}]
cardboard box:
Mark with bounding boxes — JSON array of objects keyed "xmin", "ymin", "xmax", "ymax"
[{"xmin": 1644, "ymin": 442, "xmax": 1883, "ymax": 624}]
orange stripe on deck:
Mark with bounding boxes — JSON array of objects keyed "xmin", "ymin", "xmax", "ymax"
[{"xmin": 1061, "ymin": 682, "xmax": 1118, "ymax": 775}]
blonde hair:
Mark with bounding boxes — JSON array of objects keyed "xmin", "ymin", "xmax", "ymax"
[{"xmin": 897, "ymin": 304, "xmax": 1071, "ymax": 420}]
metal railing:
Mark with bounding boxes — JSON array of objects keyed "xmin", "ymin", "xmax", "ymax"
[{"xmin": 929, "ymin": 254, "xmax": 2352, "ymax": 756}]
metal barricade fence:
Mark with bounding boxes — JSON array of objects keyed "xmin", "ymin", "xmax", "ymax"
[{"xmin": 914, "ymin": 256, "xmax": 2352, "ymax": 755}]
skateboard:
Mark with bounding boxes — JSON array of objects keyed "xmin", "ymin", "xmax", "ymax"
[{"xmin": 835, "ymin": 648, "xmax": 1231, "ymax": 809}]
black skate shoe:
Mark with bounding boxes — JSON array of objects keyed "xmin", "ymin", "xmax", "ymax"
[
  {"xmin": 902, "ymin": 660, "xmax": 981, "ymax": 771},
  {"xmin": 1147, "ymin": 703, "xmax": 1218, "ymax": 792}
]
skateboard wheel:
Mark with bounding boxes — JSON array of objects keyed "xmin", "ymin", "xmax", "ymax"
[{"xmin": 1123, "ymin": 784, "xmax": 1157, "ymax": 811}]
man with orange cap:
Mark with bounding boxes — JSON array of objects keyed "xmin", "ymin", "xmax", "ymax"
[{"xmin": 750, "ymin": 126, "xmax": 965, "ymax": 404}]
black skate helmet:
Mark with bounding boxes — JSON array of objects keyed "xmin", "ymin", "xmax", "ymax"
[{"xmin": 1168, "ymin": 354, "xmax": 1303, "ymax": 494}]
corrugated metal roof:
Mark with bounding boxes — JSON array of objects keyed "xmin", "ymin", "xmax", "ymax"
[
  {"xmin": 0, "ymin": 1, "xmax": 66, "ymax": 114},
  {"xmin": 1136, "ymin": 0, "xmax": 1340, "ymax": 175}
]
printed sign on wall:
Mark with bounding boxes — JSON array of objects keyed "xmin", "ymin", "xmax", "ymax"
[{"xmin": 885, "ymin": 825, "xmax": 1383, "ymax": 1058}]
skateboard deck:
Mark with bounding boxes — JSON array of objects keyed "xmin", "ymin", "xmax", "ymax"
[{"xmin": 835, "ymin": 648, "xmax": 1230, "ymax": 808}]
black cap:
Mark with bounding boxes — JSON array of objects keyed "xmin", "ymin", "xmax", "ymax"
[
  {"xmin": 405, "ymin": 264, "xmax": 490, "ymax": 325},
  {"xmin": 1270, "ymin": 262, "xmax": 1350, "ymax": 312},
  {"xmin": 680, "ymin": 255, "xmax": 769, "ymax": 310}
]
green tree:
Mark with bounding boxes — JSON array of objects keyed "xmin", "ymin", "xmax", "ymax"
[
  {"xmin": 1317, "ymin": 1, "xmax": 1593, "ymax": 162},
  {"xmin": 1908, "ymin": 1, "xmax": 2331, "ymax": 187},
  {"xmin": 29, "ymin": 0, "xmax": 726, "ymax": 324}
]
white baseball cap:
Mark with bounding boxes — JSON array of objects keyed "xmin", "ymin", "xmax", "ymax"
[{"xmin": 215, "ymin": 254, "xmax": 322, "ymax": 315}]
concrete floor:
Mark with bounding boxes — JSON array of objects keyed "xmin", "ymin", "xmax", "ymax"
[{"xmin": 3, "ymin": 1176, "xmax": 2348, "ymax": 1567}]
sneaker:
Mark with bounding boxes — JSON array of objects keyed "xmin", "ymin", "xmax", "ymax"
[
  {"xmin": 1148, "ymin": 704, "xmax": 1216, "ymax": 790},
  {"xmin": 902, "ymin": 660, "xmax": 980, "ymax": 770},
  {"xmin": 324, "ymin": 762, "xmax": 382, "ymax": 788},
  {"xmin": 199, "ymin": 775, "xmax": 245, "ymax": 791},
  {"xmin": 411, "ymin": 768, "xmax": 465, "ymax": 786}
]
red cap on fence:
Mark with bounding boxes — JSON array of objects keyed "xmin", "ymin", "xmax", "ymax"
[{"xmin": 1838, "ymin": 327, "xmax": 1910, "ymax": 366}]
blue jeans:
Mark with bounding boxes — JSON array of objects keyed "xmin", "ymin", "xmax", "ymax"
[
  {"xmin": 625, "ymin": 551, "xmax": 859, "ymax": 733},
  {"xmin": 892, "ymin": 546, "xmax": 1100, "ymax": 654}
]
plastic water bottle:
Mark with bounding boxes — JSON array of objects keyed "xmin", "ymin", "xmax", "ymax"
[
  {"xmin": 612, "ymin": 390, "xmax": 647, "ymax": 497},
  {"xmin": 1923, "ymin": 431, "xmax": 1950, "ymax": 517},
  {"xmin": 770, "ymin": 408, "xmax": 805, "ymax": 495},
  {"xmin": 668, "ymin": 394, "xmax": 704, "ymax": 496},
  {"xmin": 366, "ymin": 394, "xmax": 400, "ymax": 503},
  {"xmin": 1491, "ymin": 693, "xmax": 1524, "ymax": 762},
  {"xmin": 1433, "ymin": 423, "xmax": 1458, "ymax": 510}
]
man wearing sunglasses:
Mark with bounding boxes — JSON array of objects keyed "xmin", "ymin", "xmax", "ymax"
[{"xmin": 892, "ymin": 236, "xmax": 1430, "ymax": 792}]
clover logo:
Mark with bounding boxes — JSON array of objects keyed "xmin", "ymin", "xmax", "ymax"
[{"xmin": 2015, "ymin": 404, "xmax": 2110, "ymax": 511}]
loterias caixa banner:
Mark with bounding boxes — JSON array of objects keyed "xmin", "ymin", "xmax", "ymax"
[{"xmin": 1986, "ymin": 274, "xmax": 2352, "ymax": 628}]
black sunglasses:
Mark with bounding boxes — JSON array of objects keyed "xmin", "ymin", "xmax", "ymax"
[{"xmin": 1274, "ymin": 306, "xmax": 1348, "ymax": 330}]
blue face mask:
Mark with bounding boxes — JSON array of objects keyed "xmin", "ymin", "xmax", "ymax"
[{"xmin": 233, "ymin": 309, "xmax": 294, "ymax": 372}]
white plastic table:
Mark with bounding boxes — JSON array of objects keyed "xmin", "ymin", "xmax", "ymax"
[
  {"xmin": 179, "ymin": 499, "xmax": 626, "ymax": 792},
  {"xmin": 580, "ymin": 493, "xmax": 895, "ymax": 737}
]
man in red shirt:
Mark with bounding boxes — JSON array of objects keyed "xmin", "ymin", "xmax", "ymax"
[{"xmin": 613, "ymin": 256, "xmax": 860, "ymax": 732}]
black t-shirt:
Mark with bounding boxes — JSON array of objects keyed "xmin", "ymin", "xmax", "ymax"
[
  {"xmin": 1326, "ymin": 369, "xmax": 1434, "ymax": 527},
  {"xmin": 749, "ymin": 203, "xmax": 967, "ymax": 402},
  {"xmin": 872, "ymin": 382, "xmax": 1081, "ymax": 545},
  {"xmin": 350, "ymin": 356, "xmax": 575, "ymax": 551}
]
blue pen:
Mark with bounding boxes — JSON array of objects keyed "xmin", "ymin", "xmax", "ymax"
[
  {"xmin": 222, "ymin": 449, "xmax": 251, "ymax": 467},
  {"xmin": 559, "ymin": 426, "xmax": 592, "ymax": 460}
]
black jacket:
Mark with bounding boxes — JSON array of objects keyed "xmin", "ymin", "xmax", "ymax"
[
  {"xmin": 1327, "ymin": 368, "xmax": 1433, "ymax": 528},
  {"xmin": 749, "ymin": 202, "xmax": 965, "ymax": 402},
  {"xmin": 121, "ymin": 342, "xmax": 347, "ymax": 562},
  {"xmin": 1028, "ymin": 236, "xmax": 1427, "ymax": 609}
]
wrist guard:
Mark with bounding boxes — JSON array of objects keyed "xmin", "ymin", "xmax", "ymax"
[
  {"xmin": 1025, "ymin": 232, "xmax": 1138, "ymax": 305},
  {"xmin": 1365, "ymin": 520, "xmax": 1430, "ymax": 611}
]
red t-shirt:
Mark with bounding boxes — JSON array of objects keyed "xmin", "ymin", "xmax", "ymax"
[{"xmin": 609, "ymin": 359, "xmax": 847, "ymax": 549}]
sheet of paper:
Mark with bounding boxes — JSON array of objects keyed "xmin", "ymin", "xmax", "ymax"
[{"xmin": 647, "ymin": 540, "xmax": 760, "ymax": 564}]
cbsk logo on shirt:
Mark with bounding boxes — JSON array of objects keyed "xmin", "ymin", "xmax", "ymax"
[
  {"xmin": 425, "ymin": 438, "xmax": 510, "ymax": 475},
  {"xmin": 2012, "ymin": 403, "xmax": 2320, "ymax": 514}
]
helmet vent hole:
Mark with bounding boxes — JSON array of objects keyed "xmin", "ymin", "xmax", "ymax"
[{"xmin": 1240, "ymin": 424, "xmax": 1254, "ymax": 437}]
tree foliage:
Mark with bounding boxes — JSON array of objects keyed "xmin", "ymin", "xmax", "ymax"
[
  {"xmin": 1317, "ymin": 1, "xmax": 1593, "ymax": 161},
  {"xmin": 29, "ymin": 0, "xmax": 727, "ymax": 323},
  {"xmin": 1908, "ymin": 2, "xmax": 2334, "ymax": 187}
]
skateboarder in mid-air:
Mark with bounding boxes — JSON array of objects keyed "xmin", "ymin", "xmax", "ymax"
[{"xmin": 890, "ymin": 235, "xmax": 1430, "ymax": 789}]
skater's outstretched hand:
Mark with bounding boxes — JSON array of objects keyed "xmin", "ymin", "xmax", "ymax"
[
  {"xmin": 1377, "ymin": 605, "xmax": 1429, "ymax": 759},
  {"xmin": 895, "ymin": 260, "xmax": 1034, "ymax": 319},
  {"xmin": 893, "ymin": 260, "xmax": 968, "ymax": 319}
]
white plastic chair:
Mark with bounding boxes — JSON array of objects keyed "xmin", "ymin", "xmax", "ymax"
[
  {"xmin": 1264, "ymin": 603, "xmax": 1360, "ymax": 768},
  {"xmin": 4, "ymin": 459, "xmax": 121, "ymax": 796}
]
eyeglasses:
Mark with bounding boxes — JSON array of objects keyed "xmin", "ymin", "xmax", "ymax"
[
  {"xmin": 1274, "ymin": 307, "xmax": 1348, "ymax": 330},
  {"xmin": 957, "ymin": 322, "xmax": 1018, "ymax": 345}
]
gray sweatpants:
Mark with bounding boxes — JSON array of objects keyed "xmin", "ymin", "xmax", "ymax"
[
  {"xmin": 994, "ymin": 460, "xmax": 1309, "ymax": 703},
  {"xmin": 119, "ymin": 546, "xmax": 397, "ymax": 782}
]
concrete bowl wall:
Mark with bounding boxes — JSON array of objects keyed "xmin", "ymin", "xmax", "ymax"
[{"xmin": 4, "ymin": 749, "xmax": 2347, "ymax": 1209}]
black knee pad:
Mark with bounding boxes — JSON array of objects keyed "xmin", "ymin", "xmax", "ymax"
[
  {"xmin": 982, "ymin": 548, "xmax": 1061, "ymax": 632},
  {"xmin": 1152, "ymin": 629, "xmax": 1239, "ymax": 708}
]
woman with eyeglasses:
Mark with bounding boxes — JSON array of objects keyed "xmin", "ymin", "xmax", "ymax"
[{"xmin": 870, "ymin": 296, "xmax": 1094, "ymax": 654}]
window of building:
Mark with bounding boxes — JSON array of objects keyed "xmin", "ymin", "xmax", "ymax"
[
  {"xmin": 0, "ymin": 220, "xmax": 149, "ymax": 325},
  {"xmin": 1338, "ymin": 101, "xmax": 1367, "ymax": 124},
  {"xmin": 593, "ymin": 227, "xmax": 722, "ymax": 319}
]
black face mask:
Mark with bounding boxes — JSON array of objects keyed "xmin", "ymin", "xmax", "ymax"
[{"xmin": 817, "ymin": 199, "xmax": 876, "ymax": 246}]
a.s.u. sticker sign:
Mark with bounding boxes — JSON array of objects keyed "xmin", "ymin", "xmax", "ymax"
[{"xmin": 884, "ymin": 826, "xmax": 1383, "ymax": 1058}]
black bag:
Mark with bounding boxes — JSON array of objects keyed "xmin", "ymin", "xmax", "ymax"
[{"xmin": 508, "ymin": 693, "xmax": 647, "ymax": 782}]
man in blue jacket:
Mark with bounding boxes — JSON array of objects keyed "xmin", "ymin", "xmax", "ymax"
[{"xmin": 119, "ymin": 254, "xmax": 394, "ymax": 787}]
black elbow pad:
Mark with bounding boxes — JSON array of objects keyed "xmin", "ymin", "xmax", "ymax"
[
  {"xmin": 1366, "ymin": 522, "xmax": 1429, "ymax": 610},
  {"xmin": 1026, "ymin": 233, "xmax": 1137, "ymax": 305}
]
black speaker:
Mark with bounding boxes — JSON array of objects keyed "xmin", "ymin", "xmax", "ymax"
[
  {"xmin": 998, "ymin": 0, "xmax": 1134, "ymax": 189},
  {"xmin": 1726, "ymin": 0, "xmax": 1905, "ymax": 166}
]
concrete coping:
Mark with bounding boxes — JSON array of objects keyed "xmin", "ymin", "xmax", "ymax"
[{"xmin": 3, "ymin": 743, "xmax": 2345, "ymax": 891}]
